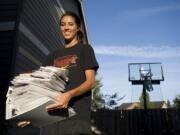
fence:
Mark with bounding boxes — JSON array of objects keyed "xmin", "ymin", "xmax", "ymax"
[{"xmin": 91, "ymin": 109, "xmax": 180, "ymax": 135}]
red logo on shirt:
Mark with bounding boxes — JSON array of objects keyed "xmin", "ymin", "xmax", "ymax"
[{"xmin": 53, "ymin": 55, "xmax": 78, "ymax": 68}]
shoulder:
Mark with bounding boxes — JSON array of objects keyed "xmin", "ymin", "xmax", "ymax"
[
  {"xmin": 48, "ymin": 48, "xmax": 63, "ymax": 56},
  {"xmin": 44, "ymin": 48, "xmax": 64, "ymax": 61},
  {"xmin": 82, "ymin": 44, "xmax": 95, "ymax": 51}
]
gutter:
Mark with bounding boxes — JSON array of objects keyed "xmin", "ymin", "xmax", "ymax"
[{"xmin": 77, "ymin": 0, "xmax": 89, "ymax": 44}]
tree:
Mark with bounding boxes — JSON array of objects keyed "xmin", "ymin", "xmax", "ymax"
[
  {"xmin": 166, "ymin": 100, "xmax": 171, "ymax": 108},
  {"xmin": 103, "ymin": 92, "xmax": 125, "ymax": 109},
  {"xmin": 173, "ymin": 95, "xmax": 180, "ymax": 108},
  {"xmin": 91, "ymin": 77, "xmax": 104, "ymax": 111},
  {"xmin": 139, "ymin": 91, "xmax": 154, "ymax": 109},
  {"xmin": 91, "ymin": 77, "xmax": 125, "ymax": 110}
]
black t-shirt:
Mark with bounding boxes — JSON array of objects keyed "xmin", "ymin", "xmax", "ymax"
[{"xmin": 43, "ymin": 44, "xmax": 99, "ymax": 120}]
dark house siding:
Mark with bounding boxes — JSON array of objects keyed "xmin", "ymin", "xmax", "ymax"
[{"xmin": 0, "ymin": 0, "xmax": 87, "ymax": 134}]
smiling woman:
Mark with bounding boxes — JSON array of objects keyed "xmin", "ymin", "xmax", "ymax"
[
  {"xmin": 41, "ymin": 12, "xmax": 99, "ymax": 135},
  {"xmin": 60, "ymin": 13, "xmax": 84, "ymax": 45}
]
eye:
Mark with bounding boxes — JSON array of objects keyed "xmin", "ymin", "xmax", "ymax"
[
  {"xmin": 60, "ymin": 22, "xmax": 65, "ymax": 26},
  {"xmin": 68, "ymin": 22, "xmax": 75, "ymax": 26}
]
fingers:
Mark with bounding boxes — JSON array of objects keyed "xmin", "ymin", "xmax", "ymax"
[
  {"xmin": 46, "ymin": 103, "xmax": 60, "ymax": 111},
  {"xmin": 17, "ymin": 121, "xmax": 30, "ymax": 128},
  {"xmin": 46, "ymin": 103, "xmax": 67, "ymax": 111},
  {"xmin": 46, "ymin": 93, "xmax": 71, "ymax": 111}
]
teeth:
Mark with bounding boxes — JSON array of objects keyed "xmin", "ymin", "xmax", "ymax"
[{"xmin": 64, "ymin": 32, "xmax": 70, "ymax": 35}]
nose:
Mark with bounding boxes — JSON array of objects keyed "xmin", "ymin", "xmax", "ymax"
[{"xmin": 64, "ymin": 24, "xmax": 69, "ymax": 30}]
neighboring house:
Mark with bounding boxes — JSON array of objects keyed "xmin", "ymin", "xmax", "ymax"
[{"xmin": 116, "ymin": 101, "xmax": 167, "ymax": 110}]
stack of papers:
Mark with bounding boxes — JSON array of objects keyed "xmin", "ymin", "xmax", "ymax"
[{"xmin": 6, "ymin": 66, "xmax": 76, "ymax": 127}]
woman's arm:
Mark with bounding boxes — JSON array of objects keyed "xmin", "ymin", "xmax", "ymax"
[{"xmin": 46, "ymin": 69, "xmax": 96, "ymax": 111}]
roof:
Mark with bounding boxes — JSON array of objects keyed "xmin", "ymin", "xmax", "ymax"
[
  {"xmin": 153, "ymin": 101, "xmax": 166, "ymax": 108},
  {"xmin": 117, "ymin": 101, "xmax": 166, "ymax": 110}
]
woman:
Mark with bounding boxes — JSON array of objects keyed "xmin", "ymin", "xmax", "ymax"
[
  {"xmin": 41, "ymin": 12, "xmax": 99, "ymax": 135},
  {"xmin": 19, "ymin": 12, "xmax": 98, "ymax": 134}
]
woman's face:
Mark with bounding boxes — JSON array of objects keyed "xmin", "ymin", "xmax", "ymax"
[{"xmin": 60, "ymin": 15, "xmax": 79, "ymax": 42}]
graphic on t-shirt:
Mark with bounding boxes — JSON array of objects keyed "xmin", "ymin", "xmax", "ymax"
[{"xmin": 53, "ymin": 55, "xmax": 78, "ymax": 68}]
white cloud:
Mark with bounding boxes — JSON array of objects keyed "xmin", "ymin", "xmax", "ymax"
[
  {"xmin": 94, "ymin": 45, "xmax": 180, "ymax": 58},
  {"xmin": 118, "ymin": 5, "xmax": 180, "ymax": 17}
]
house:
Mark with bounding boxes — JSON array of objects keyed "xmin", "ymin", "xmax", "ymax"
[
  {"xmin": 0, "ymin": 0, "xmax": 88, "ymax": 134},
  {"xmin": 116, "ymin": 101, "xmax": 167, "ymax": 110}
]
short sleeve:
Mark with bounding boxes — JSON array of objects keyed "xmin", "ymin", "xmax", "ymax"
[{"xmin": 82, "ymin": 45, "xmax": 99, "ymax": 72}]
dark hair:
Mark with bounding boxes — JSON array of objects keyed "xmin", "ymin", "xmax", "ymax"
[{"xmin": 60, "ymin": 12, "xmax": 84, "ymax": 43}]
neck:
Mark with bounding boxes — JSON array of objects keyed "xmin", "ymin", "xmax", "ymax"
[{"xmin": 64, "ymin": 38, "xmax": 79, "ymax": 48}]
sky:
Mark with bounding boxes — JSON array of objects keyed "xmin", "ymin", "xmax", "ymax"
[{"xmin": 83, "ymin": 0, "xmax": 180, "ymax": 105}]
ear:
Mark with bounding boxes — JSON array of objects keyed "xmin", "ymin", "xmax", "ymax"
[
  {"xmin": 77, "ymin": 26, "xmax": 80, "ymax": 31},
  {"xmin": 76, "ymin": 27, "xmax": 81, "ymax": 34}
]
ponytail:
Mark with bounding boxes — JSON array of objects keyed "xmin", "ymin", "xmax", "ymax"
[{"xmin": 77, "ymin": 30, "xmax": 84, "ymax": 43}]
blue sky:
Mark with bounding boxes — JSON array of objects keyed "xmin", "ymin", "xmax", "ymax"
[{"xmin": 83, "ymin": 0, "xmax": 180, "ymax": 104}]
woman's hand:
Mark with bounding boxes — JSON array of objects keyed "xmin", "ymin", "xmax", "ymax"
[
  {"xmin": 46, "ymin": 92, "xmax": 72, "ymax": 111},
  {"xmin": 17, "ymin": 121, "xmax": 31, "ymax": 128}
]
